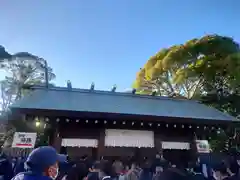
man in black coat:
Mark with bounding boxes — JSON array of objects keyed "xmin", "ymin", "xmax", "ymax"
[{"xmin": 0, "ymin": 152, "xmax": 13, "ymax": 180}]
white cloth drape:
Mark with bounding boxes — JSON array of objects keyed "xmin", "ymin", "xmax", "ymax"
[
  {"xmin": 162, "ymin": 141, "xmax": 190, "ymax": 150},
  {"xmin": 105, "ymin": 129, "xmax": 154, "ymax": 148},
  {"xmin": 61, "ymin": 138, "xmax": 98, "ymax": 147}
]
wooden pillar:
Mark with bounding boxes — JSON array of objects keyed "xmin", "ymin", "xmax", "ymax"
[
  {"xmin": 50, "ymin": 124, "xmax": 62, "ymax": 152},
  {"xmin": 97, "ymin": 128, "xmax": 105, "ymax": 159},
  {"xmin": 154, "ymin": 131, "xmax": 163, "ymax": 155},
  {"xmin": 190, "ymin": 130, "xmax": 198, "ymax": 162}
]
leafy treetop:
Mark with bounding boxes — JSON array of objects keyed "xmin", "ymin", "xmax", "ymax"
[{"xmin": 133, "ymin": 35, "xmax": 240, "ymax": 97}]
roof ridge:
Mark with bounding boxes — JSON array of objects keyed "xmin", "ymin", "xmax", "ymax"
[
  {"xmin": 33, "ymin": 86, "xmax": 198, "ymax": 103},
  {"xmin": 11, "ymin": 85, "xmax": 236, "ymax": 121}
]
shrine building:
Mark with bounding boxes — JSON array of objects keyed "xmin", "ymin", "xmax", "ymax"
[{"xmin": 9, "ymin": 85, "xmax": 237, "ymax": 164}]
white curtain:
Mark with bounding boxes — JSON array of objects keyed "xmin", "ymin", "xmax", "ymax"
[
  {"xmin": 61, "ymin": 138, "xmax": 98, "ymax": 147},
  {"xmin": 105, "ymin": 129, "xmax": 154, "ymax": 148},
  {"xmin": 162, "ymin": 141, "xmax": 190, "ymax": 150}
]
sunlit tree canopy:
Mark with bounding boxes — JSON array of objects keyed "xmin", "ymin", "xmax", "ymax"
[{"xmin": 133, "ymin": 34, "xmax": 240, "ymax": 99}]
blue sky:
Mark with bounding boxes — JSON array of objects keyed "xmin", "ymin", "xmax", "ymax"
[{"xmin": 0, "ymin": 0, "xmax": 239, "ymax": 91}]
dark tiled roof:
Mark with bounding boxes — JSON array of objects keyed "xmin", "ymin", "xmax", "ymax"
[{"xmin": 10, "ymin": 87, "xmax": 236, "ymax": 121}]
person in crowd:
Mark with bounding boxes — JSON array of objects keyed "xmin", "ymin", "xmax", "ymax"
[
  {"xmin": 125, "ymin": 162, "xmax": 140, "ymax": 180},
  {"xmin": 139, "ymin": 160, "xmax": 152, "ymax": 180},
  {"xmin": 235, "ymin": 155, "xmax": 240, "ymax": 178},
  {"xmin": 151, "ymin": 153, "xmax": 167, "ymax": 173},
  {"xmin": 212, "ymin": 162, "xmax": 231, "ymax": 180},
  {"xmin": 114, "ymin": 160, "xmax": 126, "ymax": 180},
  {"xmin": 81, "ymin": 155, "xmax": 94, "ymax": 174},
  {"xmin": 78, "ymin": 155, "xmax": 91, "ymax": 178},
  {"xmin": 98, "ymin": 160, "xmax": 114, "ymax": 180},
  {"xmin": 11, "ymin": 146, "xmax": 66, "ymax": 180},
  {"xmin": 125, "ymin": 156, "xmax": 133, "ymax": 170},
  {"xmin": 228, "ymin": 160, "xmax": 239, "ymax": 180},
  {"xmin": 14, "ymin": 157, "xmax": 27, "ymax": 175},
  {"xmin": 0, "ymin": 151, "xmax": 14, "ymax": 180},
  {"xmin": 152, "ymin": 166, "xmax": 164, "ymax": 180},
  {"xmin": 11, "ymin": 158, "xmax": 17, "ymax": 169},
  {"xmin": 111, "ymin": 160, "xmax": 123, "ymax": 180},
  {"xmin": 63, "ymin": 164, "xmax": 78, "ymax": 180},
  {"xmin": 160, "ymin": 163, "xmax": 188, "ymax": 180},
  {"xmin": 4, "ymin": 149, "xmax": 240, "ymax": 180},
  {"xmin": 112, "ymin": 160, "xmax": 124, "ymax": 175},
  {"xmin": 191, "ymin": 164, "xmax": 207, "ymax": 180},
  {"xmin": 56, "ymin": 155, "xmax": 70, "ymax": 180},
  {"xmin": 65, "ymin": 159, "xmax": 88, "ymax": 180},
  {"xmin": 124, "ymin": 165, "xmax": 129, "ymax": 174},
  {"xmin": 86, "ymin": 161, "xmax": 100, "ymax": 180},
  {"xmin": 151, "ymin": 154, "xmax": 161, "ymax": 173}
]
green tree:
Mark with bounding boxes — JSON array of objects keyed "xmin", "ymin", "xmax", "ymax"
[
  {"xmin": 209, "ymin": 129, "xmax": 228, "ymax": 153},
  {"xmin": 0, "ymin": 45, "xmax": 11, "ymax": 60},
  {"xmin": 133, "ymin": 34, "xmax": 240, "ymax": 152},
  {"xmin": 0, "ymin": 46, "xmax": 56, "ymax": 146},
  {"xmin": 133, "ymin": 34, "xmax": 240, "ymax": 104},
  {"xmin": 201, "ymin": 92, "xmax": 240, "ymax": 117},
  {"xmin": 133, "ymin": 68, "xmax": 202, "ymax": 99}
]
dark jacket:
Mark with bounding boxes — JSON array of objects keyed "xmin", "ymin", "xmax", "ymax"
[
  {"xmin": 161, "ymin": 167, "xmax": 188, "ymax": 180},
  {"xmin": 226, "ymin": 175, "xmax": 240, "ymax": 180},
  {"xmin": 192, "ymin": 173, "xmax": 207, "ymax": 180},
  {"xmin": 151, "ymin": 158, "xmax": 167, "ymax": 173},
  {"xmin": 15, "ymin": 160, "xmax": 26, "ymax": 175},
  {"xmin": 139, "ymin": 168, "xmax": 152, "ymax": 180},
  {"xmin": 87, "ymin": 172, "xmax": 99, "ymax": 180},
  {"xmin": 0, "ymin": 156, "xmax": 14, "ymax": 180}
]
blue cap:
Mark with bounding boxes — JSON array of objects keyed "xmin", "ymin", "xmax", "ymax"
[{"xmin": 26, "ymin": 146, "xmax": 66, "ymax": 172}]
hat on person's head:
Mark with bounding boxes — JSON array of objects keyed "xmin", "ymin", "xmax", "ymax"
[{"xmin": 26, "ymin": 146, "xmax": 66, "ymax": 172}]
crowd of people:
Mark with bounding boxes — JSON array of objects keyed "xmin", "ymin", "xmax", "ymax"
[{"xmin": 1, "ymin": 146, "xmax": 240, "ymax": 180}]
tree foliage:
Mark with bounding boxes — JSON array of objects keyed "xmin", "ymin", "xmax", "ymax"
[
  {"xmin": 133, "ymin": 34, "xmax": 240, "ymax": 152},
  {"xmin": 133, "ymin": 35, "xmax": 240, "ymax": 100},
  {"xmin": 209, "ymin": 129, "xmax": 229, "ymax": 152},
  {"xmin": 0, "ymin": 46, "xmax": 56, "ymax": 146},
  {"xmin": 0, "ymin": 48, "xmax": 55, "ymax": 111},
  {"xmin": 201, "ymin": 92, "xmax": 240, "ymax": 117}
]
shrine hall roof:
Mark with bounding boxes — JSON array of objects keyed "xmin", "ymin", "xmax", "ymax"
[{"xmin": 10, "ymin": 86, "xmax": 236, "ymax": 121}]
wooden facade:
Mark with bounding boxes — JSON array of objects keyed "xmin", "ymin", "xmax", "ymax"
[
  {"xmin": 10, "ymin": 113, "xmax": 230, "ymax": 164},
  {"xmin": 9, "ymin": 86, "xmax": 237, "ymax": 164}
]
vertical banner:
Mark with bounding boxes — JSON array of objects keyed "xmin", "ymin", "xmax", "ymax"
[{"xmin": 12, "ymin": 132, "xmax": 37, "ymax": 148}]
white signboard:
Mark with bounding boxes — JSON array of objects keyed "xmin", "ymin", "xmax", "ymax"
[
  {"xmin": 61, "ymin": 138, "xmax": 98, "ymax": 147},
  {"xmin": 162, "ymin": 141, "xmax": 190, "ymax": 150},
  {"xmin": 196, "ymin": 140, "xmax": 210, "ymax": 153},
  {"xmin": 105, "ymin": 129, "xmax": 154, "ymax": 148},
  {"xmin": 12, "ymin": 132, "xmax": 37, "ymax": 148}
]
